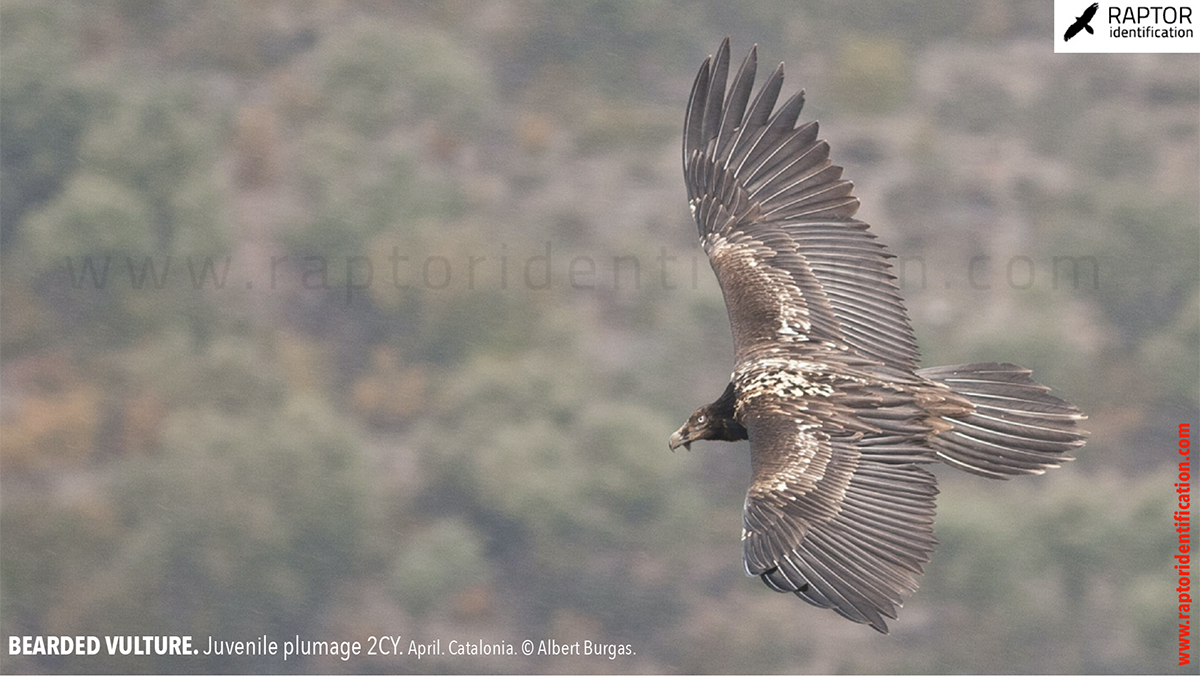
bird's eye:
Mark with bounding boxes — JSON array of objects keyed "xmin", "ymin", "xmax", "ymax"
[{"xmin": 696, "ymin": 414, "xmax": 706, "ymax": 425}]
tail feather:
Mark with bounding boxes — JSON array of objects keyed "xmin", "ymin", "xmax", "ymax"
[{"xmin": 917, "ymin": 363, "xmax": 1087, "ymax": 480}]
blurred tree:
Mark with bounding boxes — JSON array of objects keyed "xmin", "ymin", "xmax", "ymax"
[
  {"xmin": 389, "ymin": 516, "xmax": 491, "ymax": 615},
  {"xmin": 77, "ymin": 86, "xmax": 229, "ymax": 257},
  {"xmin": 828, "ymin": 35, "xmax": 911, "ymax": 114},
  {"xmin": 921, "ymin": 471, "xmax": 1176, "ymax": 673},
  {"xmin": 3, "ymin": 338, "xmax": 376, "ymax": 672},
  {"xmin": 0, "ymin": 2, "xmax": 95, "ymax": 251},
  {"xmin": 414, "ymin": 352, "xmax": 706, "ymax": 635}
]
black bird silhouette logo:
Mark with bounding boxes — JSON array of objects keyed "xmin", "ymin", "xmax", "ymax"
[{"xmin": 1064, "ymin": 2, "xmax": 1100, "ymax": 41}]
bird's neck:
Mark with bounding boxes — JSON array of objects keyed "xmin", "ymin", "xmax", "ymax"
[{"xmin": 710, "ymin": 382, "xmax": 748, "ymax": 441}]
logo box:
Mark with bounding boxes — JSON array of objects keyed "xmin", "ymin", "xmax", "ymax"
[{"xmin": 1055, "ymin": 0, "xmax": 1200, "ymax": 52}]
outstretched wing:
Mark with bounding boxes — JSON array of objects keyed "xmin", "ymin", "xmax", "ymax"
[
  {"xmin": 684, "ymin": 38, "xmax": 918, "ymax": 370},
  {"xmin": 738, "ymin": 382, "xmax": 940, "ymax": 633},
  {"xmin": 685, "ymin": 39, "xmax": 940, "ymax": 632}
]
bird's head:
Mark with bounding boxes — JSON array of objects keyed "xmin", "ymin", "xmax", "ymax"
[
  {"xmin": 668, "ymin": 406, "xmax": 715, "ymax": 451},
  {"xmin": 669, "ymin": 404, "xmax": 746, "ymax": 451}
]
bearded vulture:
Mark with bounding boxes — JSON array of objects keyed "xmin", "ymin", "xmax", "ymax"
[{"xmin": 668, "ymin": 39, "xmax": 1087, "ymax": 633}]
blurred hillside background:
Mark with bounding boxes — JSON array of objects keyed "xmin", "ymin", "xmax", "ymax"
[{"xmin": 1, "ymin": 1, "xmax": 1197, "ymax": 673}]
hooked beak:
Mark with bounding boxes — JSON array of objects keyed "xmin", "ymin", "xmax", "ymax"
[{"xmin": 668, "ymin": 426, "xmax": 693, "ymax": 452}]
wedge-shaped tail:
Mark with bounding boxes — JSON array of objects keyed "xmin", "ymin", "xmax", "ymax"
[{"xmin": 918, "ymin": 363, "xmax": 1087, "ymax": 479}]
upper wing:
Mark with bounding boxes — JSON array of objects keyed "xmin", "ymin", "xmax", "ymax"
[{"xmin": 684, "ymin": 38, "xmax": 918, "ymax": 370}]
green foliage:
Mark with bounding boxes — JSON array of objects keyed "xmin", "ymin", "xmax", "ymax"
[
  {"xmin": 415, "ymin": 353, "xmax": 704, "ymax": 630},
  {"xmin": 510, "ymin": 0, "xmax": 701, "ymax": 100},
  {"xmin": 77, "ymin": 86, "xmax": 229, "ymax": 257},
  {"xmin": 7, "ymin": 41, "xmax": 232, "ymax": 346},
  {"xmin": 420, "ymin": 353, "xmax": 700, "ymax": 538},
  {"xmin": 287, "ymin": 127, "xmax": 462, "ymax": 263},
  {"xmin": 827, "ymin": 36, "xmax": 912, "ymax": 114},
  {"xmin": 24, "ymin": 172, "xmax": 155, "ymax": 264},
  {"xmin": 1138, "ymin": 290, "xmax": 1200, "ymax": 408},
  {"xmin": 822, "ymin": 1, "xmax": 979, "ymax": 45},
  {"xmin": 281, "ymin": 21, "xmax": 488, "ymax": 263},
  {"xmin": 0, "ymin": 2, "xmax": 94, "ymax": 250},
  {"xmin": 390, "ymin": 517, "xmax": 491, "ymax": 614},
  {"xmin": 921, "ymin": 470, "xmax": 1177, "ymax": 673},
  {"xmin": 936, "ymin": 75, "xmax": 1014, "ymax": 135},
  {"xmin": 0, "ymin": 486, "xmax": 119, "ymax": 637},
  {"xmin": 1092, "ymin": 198, "xmax": 1199, "ymax": 343},
  {"xmin": 319, "ymin": 21, "xmax": 493, "ymax": 137},
  {"xmin": 19, "ymin": 165, "xmax": 226, "ymax": 347}
]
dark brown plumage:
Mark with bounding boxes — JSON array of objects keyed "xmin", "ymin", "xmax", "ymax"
[{"xmin": 668, "ymin": 39, "xmax": 1088, "ymax": 633}]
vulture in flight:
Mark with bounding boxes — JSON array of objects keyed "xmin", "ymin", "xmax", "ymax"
[{"xmin": 668, "ymin": 39, "xmax": 1087, "ymax": 634}]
